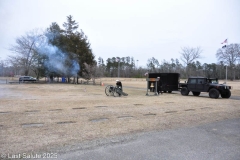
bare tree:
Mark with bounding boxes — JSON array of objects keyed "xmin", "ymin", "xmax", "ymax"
[
  {"xmin": 180, "ymin": 46, "xmax": 202, "ymax": 77},
  {"xmin": 82, "ymin": 62, "xmax": 104, "ymax": 84},
  {"xmin": 216, "ymin": 43, "xmax": 240, "ymax": 66},
  {"xmin": 6, "ymin": 57, "xmax": 21, "ymax": 76},
  {"xmin": 9, "ymin": 30, "xmax": 44, "ymax": 76},
  {"xmin": 0, "ymin": 59, "xmax": 6, "ymax": 76},
  {"xmin": 180, "ymin": 46, "xmax": 202, "ymax": 65},
  {"xmin": 216, "ymin": 43, "xmax": 240, "ymax": 80}
]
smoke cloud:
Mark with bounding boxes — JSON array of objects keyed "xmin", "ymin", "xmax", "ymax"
[{"xmin": 37, "ymin": 35, "xmax": 80, "ymax": 76}]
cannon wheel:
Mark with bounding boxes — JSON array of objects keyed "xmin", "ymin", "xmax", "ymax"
[
  {"xmin": 105, "ymin": 85, "xmax": 114, "ymax": 96},
  {"xmin": 113, "ymin": 88, "xmax": 121, "ymax": 97}
]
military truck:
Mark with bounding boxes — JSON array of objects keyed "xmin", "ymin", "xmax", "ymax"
[{"xmin": 179, "ymin": 77, "xmax": 231, "ymax": 99}]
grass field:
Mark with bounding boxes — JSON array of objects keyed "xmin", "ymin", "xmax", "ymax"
[{"xmin": 0, "ymin": 78, "xmax": 240, "ymax": 155}]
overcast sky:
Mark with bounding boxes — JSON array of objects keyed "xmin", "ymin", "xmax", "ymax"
[{"xmin": 0, "ymin": 0, "xmax": 239, "ymax": 67}]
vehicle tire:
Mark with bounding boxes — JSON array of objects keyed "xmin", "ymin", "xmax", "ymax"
[
  {"xmin": 167, "ymin": 91, "xmax": 172, "ymax": 93},
  {"xmin": 181, "ymin": 87, "xmax": 189, "ymax": 96},
  {"xmin": 209, "ymin": 88, "xmax": 220, "ymax": 99},
  {"xmin": 105, "ymin": 85, "xmax": 114, "ymax": 96},
  {"xmin": 192, "ymin": 91, "xmax": 200, "ymax": 96},
  {"xmin": 221, "ymin": 90, "xmax": 231, "ymax": 98}
]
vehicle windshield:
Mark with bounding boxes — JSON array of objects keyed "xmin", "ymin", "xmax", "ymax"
[{"xmin": 208, "ymin": 79, "xmax": 218, "ymax": 84}]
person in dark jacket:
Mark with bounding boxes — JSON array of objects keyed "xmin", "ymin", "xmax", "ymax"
[
  {"xmin": 157, "ymin": 77, "xmax": 163, "ymax": 94},
  {"xmin": 116, "ymin": 80, "xmax": 123, "ymax": 91}
]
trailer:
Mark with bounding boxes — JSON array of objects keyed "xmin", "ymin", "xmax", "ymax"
[{"xmin": 147, "ymin": 73, "xmax": 180, "ymax": 93}]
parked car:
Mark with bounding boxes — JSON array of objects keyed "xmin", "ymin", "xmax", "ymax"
[{"xmin": 19, "ymin": 76, "xmax": 37, "ymax": 82}]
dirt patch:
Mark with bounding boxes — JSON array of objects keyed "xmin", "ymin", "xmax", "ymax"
[{"xmin": 0, "ymin": 79, "xmax": 240, "ymax": 155}]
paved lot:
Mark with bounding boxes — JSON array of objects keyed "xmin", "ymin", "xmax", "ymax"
[{"xmin": 57, "ymin": 118, "xmax": 240, "ymax": 160}]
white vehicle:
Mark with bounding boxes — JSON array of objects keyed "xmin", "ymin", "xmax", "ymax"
[{"xmin": 19, "ymin": 76, "xmax": 37, "ymax": 82}]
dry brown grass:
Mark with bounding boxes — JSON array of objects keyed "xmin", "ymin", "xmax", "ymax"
[{"xmin": 0, "ymin": 78, "xmax": 240, "ymax": 155}]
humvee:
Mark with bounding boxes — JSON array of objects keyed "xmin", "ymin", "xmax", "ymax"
[{"xmin": 179, "ymin": 77, "xmax": 231, "ymax": 99}]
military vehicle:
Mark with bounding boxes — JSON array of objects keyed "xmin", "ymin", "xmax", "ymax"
[{"xmin": 179, "ymin": 77, "xmax": 231, "ymax": 99}]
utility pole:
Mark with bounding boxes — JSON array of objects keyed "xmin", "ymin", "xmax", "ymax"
[
  {"xmin": 116, "ymin": 57, "xmax": 120, "ymax": 78},
  {"xmin": 225, "ymin": 65, "xmax": 227, "ymax": 83},
  {"xmin": 118, "ymin": 60, "xmax": 120, "ymax": 78}
]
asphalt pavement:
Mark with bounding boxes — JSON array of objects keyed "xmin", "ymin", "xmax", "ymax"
[{"xmin": 56, "ymin": 118, "xmax": 240, "ymax": 160}]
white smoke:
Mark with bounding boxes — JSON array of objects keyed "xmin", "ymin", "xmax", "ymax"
[{"xmin": 37, "ymin": 35, "xmax": 80, "ymax": 76}]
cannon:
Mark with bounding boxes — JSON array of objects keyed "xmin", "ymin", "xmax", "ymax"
[{"xmin": 105, "ymin": 85, "xmax": 128, "ymax": 97}]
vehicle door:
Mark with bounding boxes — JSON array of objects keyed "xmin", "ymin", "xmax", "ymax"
[
  {"xmin": 24, "ymin": 76, "xmax": 30, "ymax": 81},
  {"xmin": 187, "ymin": 78, "xmax": 197, "ymax": 91},
  {"xmin": 203, "ymin": 79, "xmax": 211, "ymax": 92},
  {"xmin": 195, "ymin": 78, "xmax": 205, "ymax": 91}
]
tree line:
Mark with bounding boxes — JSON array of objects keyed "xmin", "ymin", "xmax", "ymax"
[
  {"xmin": 1, "ymin": 15, "xmax": 240, "ymax": 81},
  {"xmin": 95, "ymin": 45, "xmax": 240, "ymax": 80}
]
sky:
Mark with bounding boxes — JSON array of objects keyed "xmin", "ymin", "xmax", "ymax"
[{"xmin": 0, "ymin": 0, "xmax": 240, "ymax": 67}]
